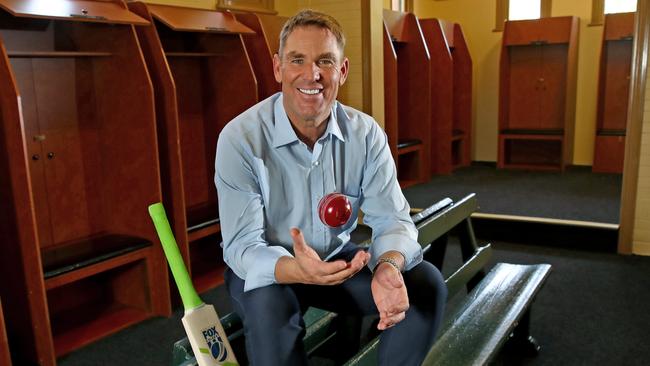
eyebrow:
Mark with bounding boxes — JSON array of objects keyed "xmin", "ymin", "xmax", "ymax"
[{"xmin": 285, "ymin": 51, "xmax": 339, "ymax": 61}]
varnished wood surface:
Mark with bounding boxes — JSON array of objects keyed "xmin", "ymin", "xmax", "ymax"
[
  {"xmin": 604, "ymin": 12, "xmax": 635, "ymax": 40},
  {"xmin": 0, "ymin": 0, "xmax": 149, "ymax": 25},
  {"xmin": 499, "ymin": 16, "xmax": 578, "ymax": 171},
  {"xmin": 593, "ymin": 135, "xmax": 625, "ymax": 173},
  {"xmin": 0, "ymin": 37, "xmax": 56, "ymax": 366},
  {"xmin": 0, "ymin": 7, "xmax": 171, "ymax": 363},
  {"xmin": 384, "ymin": 10, "xmax": 431, "ymax": 184},
  {"xmin": 0, "ymin": 299, "xmax": 12, "ymax": 366},
  {"xmin": 130, "ymin": 2, "xmax": 257, "ymax": 295},
  {"xmin": 594, "ymin": 12, "xmax": 634, "ymax": 173},
  {"xmin": 236, "ymin": 12, "xmax": 285, "ymax": 99},
  {"xmin": 453, "ymin": 23, "xmax": 472, "ymax": 168},
  {"xmin": 503, "ymin": 16, "xmax": 575, "ymax": 45},
  {"xmin": 420, "ymin": 18, "xmax": 453, "ymax": 175},
  {"xmin": 146, "ymin": 3, "xmax": 254, "ymax": 34}
]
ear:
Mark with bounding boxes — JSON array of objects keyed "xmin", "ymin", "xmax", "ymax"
[
  {"xmin": 273, "ymin": 53, "xmax": 282, "ymax": 83},
  {"xmin": 338, "ymin": 57, "xmax": 349, "ymax": 86}
]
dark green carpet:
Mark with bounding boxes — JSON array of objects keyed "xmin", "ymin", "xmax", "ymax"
[{"xmin": 403, "ymin": 164, "xmax": 622, "ymax": 224}]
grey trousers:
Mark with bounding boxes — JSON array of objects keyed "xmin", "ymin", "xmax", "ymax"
[{"xmin": 224, "ymin": 243, "xmax": 447, "ymax": 366}]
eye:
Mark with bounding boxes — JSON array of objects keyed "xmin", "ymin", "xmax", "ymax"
[
  {"xmin": 290, "ymin": 58, "xmax": 304, "ymax": 65},
  {"xmin": 317, "ymin": 58, "xmax": 335, "ymax": 67}
]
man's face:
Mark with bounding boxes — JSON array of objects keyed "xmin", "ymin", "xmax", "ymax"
[{"xmin": 273, "ymin": 25, "xmax": 349, "ymax": 128}]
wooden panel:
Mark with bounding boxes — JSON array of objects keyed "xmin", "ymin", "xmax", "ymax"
[
  {"xmin": 217, "ymin": 0, "xmax": 275, "ymax": 14},
  {"xmin": 0, "ymin": 34, "xmax": 56, "ymax": 366},
  {"xmin": 131, "ymin": 2, "xmax": 257, "ymax": 296},
  {"xmin": 499, "ymin": 16, "xmax": 578, "ymax": 171},
  {"xmin": 601, "ymin": 40, "xmax": 633, "ymax": 130},
  {"xmin": 383, "ymin": 24, "xmax": 398, "ymax": 162},
  {"xmin": 420, "ymin": 18, "xmax": 452, "ymax": 175},
  {"xmin": 536, "ymin": 16, "xmax": 575, "ymax": 44},
  {"xmin": 504, "ymin": 16, "xmax": 575, "ymax": 46},
  {"xmin": 507, "ymin": 45, "xmax": 541, "ymax": 130},
  {"xmin": 34, "ymin": 58, "xmax": 99, "ymax": 245},
  {"xmin": 384, "ymin": 10, "xmax": 429, "ymax": 184},
  {"xmin": 147, "ymin": 3, "xmax": 254, "ymax": 34},
  {"xmin": 0, "ymin": 0, "xmax": 149, "ymax": 25},
  {"xmin": 236, "ymin": 12, "xmax": 285, "ymax": 100},
  {"xmin": 503, "ymin": 19, "xmax": 539, "ymax": 46},
  {"xmin": 0, "ymin": 9, "xmax": 170, "ymax": 363},
  {"xmin": 453, "ymin": 23, "xmax": 472, "ymax": 167},
  {"xmin": 0, "ymin": 300, "xmax": 10, "ymax": 365},
  {"xmin": 539, "ymin": 44, "xmax": 567, "ymax": 130},
  {"xmin": 604, "ymin": 12, "xmax": 635, "ymax": 40},
  {"xmin": 128, "ymin": 1, "xmax": 190, "ymax": 267},
  {"xmin": 593, "ymin": 135, "xmax": 625, "ymax": 173}
]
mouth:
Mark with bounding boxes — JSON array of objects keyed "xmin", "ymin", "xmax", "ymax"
[{"xmin": 298, "ymin": 88, "xmax": 322, "ymax": 95}]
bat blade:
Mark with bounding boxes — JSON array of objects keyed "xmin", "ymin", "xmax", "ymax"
[
  {"xmin": 182, "ymin": 303, "xmax": 238, "ymax": 366},
  {"xmin": 148, "ymin": 203, "xmax": 238, "ymax": 366}
]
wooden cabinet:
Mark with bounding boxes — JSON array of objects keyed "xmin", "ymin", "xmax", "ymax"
[
  {"xmin": 235, "ymin": 12, "xmax": 287, "ymax": 100},
  {"xmin": 383, "ymin": 9, "xmax": 431, "ymax": 187},
  {"xmin": 0, "ymin": 300, "xmax": 10, "ymax": 366},
  {"xmin": 129, "ymin": 2, "xmax": 257, "ymax": 295},
  {"xmin": 0, "ymin": 1, "xmax": 171, "ymax": 364},
  {"xmin": 420, "ymin": 18, "xmax": 472, "ymax": 174},
  {"xmin": 498, "ymin": 16, "xmax": 579, "ymax": 171},
  {"xmin": 593, "ymin": 12, "xmax": 635, "ymax": 173}
]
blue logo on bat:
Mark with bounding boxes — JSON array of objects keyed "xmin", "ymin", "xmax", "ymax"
[{"xmin": 202, "ymin": 326, "xmax": 228, "ymax": 362}]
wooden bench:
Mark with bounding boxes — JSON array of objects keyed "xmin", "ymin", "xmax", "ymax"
[{"xmin": 172, "ymin": 194, "xmax": 551, "ymax": 366}]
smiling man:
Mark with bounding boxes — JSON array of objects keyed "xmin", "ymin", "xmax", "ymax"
[{"xmin": 215, "ymin": 10, "xmax": 447, "ymax": 366}]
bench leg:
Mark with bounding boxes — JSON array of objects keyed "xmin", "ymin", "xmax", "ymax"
[
  {"xmin": 505, "ymin": 309, "xmax": 541, "ymax": 357},
  {"xmin": 456, "ymin": 218, "xmax": 486, "ymax": 291}
]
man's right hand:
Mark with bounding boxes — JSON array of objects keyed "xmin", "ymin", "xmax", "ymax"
[{"xmin": 275, "ymin": 228, "xmax": 370, "ymax": 285}]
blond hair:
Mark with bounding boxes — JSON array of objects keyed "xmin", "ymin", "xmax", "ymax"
[{"xmin": 278, "ymin": 9, "xmax": 346, "ymax": 56}]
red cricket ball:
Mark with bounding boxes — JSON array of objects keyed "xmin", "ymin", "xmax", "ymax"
[{"xmin": 318, "ymin": 193, "xmax": 352, "ymax": 228}]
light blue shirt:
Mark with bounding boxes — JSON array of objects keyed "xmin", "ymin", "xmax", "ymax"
[{"xmin": 215, "ymin": 93, "xmax": 422, "ymax": 292}]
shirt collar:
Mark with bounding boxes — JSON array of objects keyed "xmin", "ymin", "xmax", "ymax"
[{"xmin": 273, "ymin": 95, "xmax": 347, "ymax": 148}]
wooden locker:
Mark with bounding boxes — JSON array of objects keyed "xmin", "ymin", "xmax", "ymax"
[
  {"xmin": 129, "ymin": 2, "xmax": 257, "ymax": 294},
  {"xmin": 498, "ymin": 16, "xmax": 579, "ymax": 171},
  {"xmin": 0, "ymin": 1, "xmax": 171, "ymax": 363},
  {"xmin": 593, "ymin": 12, "xmax": 635, "ymax": 173}
]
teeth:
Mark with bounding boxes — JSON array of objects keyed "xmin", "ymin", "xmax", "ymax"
[{"xmin": 299, "ymin": 88, "xmax": 321, "ymax": 95}]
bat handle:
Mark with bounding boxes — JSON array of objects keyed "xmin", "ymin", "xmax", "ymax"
[{"xmin": 148, "ymin": 202, "xmax": 203, "ymax": 310}]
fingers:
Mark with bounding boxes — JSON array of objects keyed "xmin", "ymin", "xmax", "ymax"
[
  {"xmin": 349, "ymin": 250, "xmax": 371, "ymax": 269},
  {"xmin": 377, "ymin": 311, "xmax": 406, "ymax": 330},
  {"xmin": 290, "ymin": 228, "xmax": 308, "ymax": 253}
]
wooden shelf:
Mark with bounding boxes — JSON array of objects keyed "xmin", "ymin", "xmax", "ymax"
[
  {"xmin": 0, "ymin": 2, "xmax": 171, "ymax": 364},
  {"xmin": 50, "ymin": 303, "xmax": 150, "ymax": 357},
  {"xmin": 129, "ymin": 2, "xmax": 258, "ymax": 305},
  {"xmin": 384, "ymin": 9, "xmax": 431, "ymax": 186},
  {"xmin": 498, "ymin": 16, "xmax": 579, "ymax": 171},
  {"xmin": 593, "ymin": 12, "xmax": 634, "ymax": 174}
]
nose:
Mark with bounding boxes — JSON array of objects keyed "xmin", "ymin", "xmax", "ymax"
[{"xmin": 305, "ymin": 62, "xmax": 321, "ymax": 82}]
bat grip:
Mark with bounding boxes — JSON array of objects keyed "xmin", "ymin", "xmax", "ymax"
[{"xmin": 148, "ymin": 203, "xmax": 203, "ymax": 310}]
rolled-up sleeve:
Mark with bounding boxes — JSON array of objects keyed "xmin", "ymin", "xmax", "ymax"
[
  {"xmin": 215, "ymin": 128, "xmax": 292, "ymax": 292},
  {"xmin": 360, "ymin": 123, "xmax": 422, "ymax": 272}
]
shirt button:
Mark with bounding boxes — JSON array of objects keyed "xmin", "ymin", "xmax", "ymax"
[{"xmin": 312, "ymin": 161, "xmax": 320, "ymax": 167}]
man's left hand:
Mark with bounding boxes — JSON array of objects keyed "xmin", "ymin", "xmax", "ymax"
[{"xmin": 371, "ymin": 258, "xmax": 409, "ymax": 330}]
